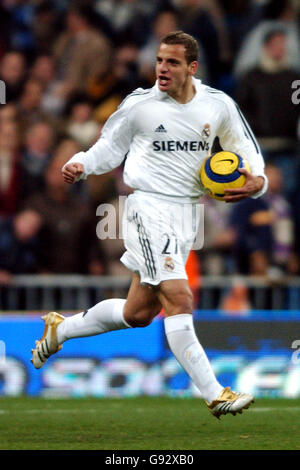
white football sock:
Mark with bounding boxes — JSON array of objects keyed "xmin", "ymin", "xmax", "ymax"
[
  {"xmin": 57, "ymin": 298, "xmax": 130, "ymax": 344},
  {"xmin": 164, "ymin": 313, "xmax": 223, "ymax": 403}
]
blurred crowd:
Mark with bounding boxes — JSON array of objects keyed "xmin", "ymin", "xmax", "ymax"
[{"xmin": 0, "ymin": 0, "xmax": 300, "ymax": 284}]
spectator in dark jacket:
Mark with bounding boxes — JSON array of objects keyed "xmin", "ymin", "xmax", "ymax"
[
  {"xmin": 235, "ymin": 29, "xmax": 300, "ymax": 200},
  {"xmin": 0, "ymin": 209, "xmax": 42, "ymax": 285},
  {"xmin": 19, "ymin": 121, "xmax": 55, "ymax": 200},
  {"xmin": 228, "ymin": 197, "xmax": 274, "ymax": 276}
]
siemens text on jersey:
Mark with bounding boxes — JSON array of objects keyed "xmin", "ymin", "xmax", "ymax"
[{"xmin": 153, "ymin": 140, "xmax": 210, "ymax": 152}]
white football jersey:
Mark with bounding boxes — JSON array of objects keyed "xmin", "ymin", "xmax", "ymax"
[{"xmin": 65, "ymin": 78, "xmax": 267, "ymax": 201}]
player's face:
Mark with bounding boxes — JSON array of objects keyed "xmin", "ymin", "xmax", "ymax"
[{"xmin": 156, "ymin": 43, "xmax": 197, "ymax": 100}]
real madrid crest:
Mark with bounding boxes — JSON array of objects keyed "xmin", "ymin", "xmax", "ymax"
[
  {"xmin": 164, "ymin": 256, "xmax": 175, "ymax": 272},
  {"xmin": 201, "ymin": 123, "xmax": 210, "ymax": 140}
]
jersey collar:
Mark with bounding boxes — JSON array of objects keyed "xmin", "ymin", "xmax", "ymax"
[{"xmin": 154, "ymin": 77, "xmax": 203, "ymax": 101}]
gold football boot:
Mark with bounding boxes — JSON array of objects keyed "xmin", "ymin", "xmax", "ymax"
[
  {"xmin": 207, "ymin": 387, "xmax": 254, "ymax": 419},
  {"xmin": 31, "ymin": 312, "xmax": 65, "ymax": 369}
]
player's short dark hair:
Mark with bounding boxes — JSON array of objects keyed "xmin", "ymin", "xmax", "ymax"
[
  {"xmin": 263, "ymin": 29, "xmax": 286, "ymax": 45},
  {"xmin": 160, "ymin": 31, "xmax": 199, "ymax": 64}
]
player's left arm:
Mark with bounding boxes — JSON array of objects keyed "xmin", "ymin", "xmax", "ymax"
[
  {"xmin": 217, "ymin": 96, "xmax": 268, "ymax": 203},
  {"xmin": 62, "ymin": 103, "xmax": 133, "ymax": 182}
]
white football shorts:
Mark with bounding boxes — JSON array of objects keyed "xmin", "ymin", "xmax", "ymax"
[{"xmin": 120, "ymin": 191, "xmax": 202, "ymax": 285}]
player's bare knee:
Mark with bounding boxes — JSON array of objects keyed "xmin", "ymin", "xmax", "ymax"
[
  {"xmin": 174, "ymin": 293, "xmax": 193, "ymax": 314},
  {"xmin": 124, "ymin": 306, "xmax": 158, "ymax": 328},
  {"xmin": 164, "ymin": 289, "xmax": 194, "ymax": 315},
  {"xmin": 127, "ymin": 311, "xmax": 153, "ymax": 328},
  {"xmin": 159, "ymin": 280, "xmax": 194, "ymax": 315}
]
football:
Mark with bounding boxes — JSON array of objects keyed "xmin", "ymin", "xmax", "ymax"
[{"xmin": 199, "ymin": 151, "xmax": 250, "ymax": 201}]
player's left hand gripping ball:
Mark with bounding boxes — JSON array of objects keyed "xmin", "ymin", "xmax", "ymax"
[{"xmin": 199, "ymin": 151, "xmax": 251, "ymax": 201}]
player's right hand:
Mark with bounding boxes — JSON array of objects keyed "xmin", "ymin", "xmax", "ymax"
[{"xmin": 62, "ymin": 163, "xmax": 84, "ymax": 184}]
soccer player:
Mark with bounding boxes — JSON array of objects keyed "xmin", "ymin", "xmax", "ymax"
[{"xmin": 31, "ymin": 31, "xmax": 267, "ymax": 419}]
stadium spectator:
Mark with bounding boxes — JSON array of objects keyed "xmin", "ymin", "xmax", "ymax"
[
  {"xmin": 213, "ymin": 163, "xmax": 297, "ymax": 278},
  {"xmin": 29, "ymin": 53, "xmax": 64, "ymax": 116},
  {"xmin": 234, "ymin": 29, "xmax": 300, "ymax": 200},
  {"xmin": 227, "ymin": 196, "xmax": 274, "ymax": 276},
  {"xmin": 176, "ymin": 0, "xmax": 231, "ymax": 86},
  {"xmin": 94, "ymin": 0, "xmax": 157, "ymax": 45},
  {"xmin": 31, "ymin": 52, "xmax": 77, "ymax": 118},
  {"xmin": 87, "ymin": 42, "xmax": 152, "ymax": 124},
  {"xmin": 0, "ymin": 209, "xmax": 42, "ymax": 285},
  {"xmin": 32, "ymin": 0, "xmax": 62, "ymax": 53},
  {"xmin": 0, "ymin": 120, "xmax": 21, "ymax": 218},
  {"xmin": 19, "ymin": 121, "xmax": 55, "ymax": 200},
  {"xmin": 24, "ymin": 142, "xmax": 104, "ymax": 274},
  {"xmin": 29, "ymin": 54, "xmax": 56, "ymax": 91},
  {"xmin": 264, "ymin": 163, "xmax": 296, "ymax": 275},
  {"xmin": 112, "ymin": 42, "xmax": 152, "ymax": 93},
  {"xmin": 17, "ymin": 78, "xmax": 55, "ymax": 133},
  {"xmin": 138, "ymin": 9, "xmax": 180, "ymax": 84},
  {"xmin": 223, "ymin": 163, "xmax": 295, "ymax": 309},
  {"xmin": 233, "ymin": 0, "xmax": 300, "ymax": 77},
  {"xmin": 201, "ymin": 195, "xmax": 234, "ymax": 275},
  {"xmin": 53, "ymin": 4, "xmax": 112, "ymax": 99},
  {"xmin": 0, "ymin": 103, "xmax": 18, "ymax": 125},
  {"xmin": 64, "ymin": 94, "xmax": 100, "ymax": 149},
  {"xmin": 0, "ymin": 51, "xmax": 26, "ymax": 102},
  {"xmin": 219, "ymin": 0, "xmax": 265, "ymax": 58},
  {"xmin": 220, "ymin": 280, "xmax": 251, "ymax": 315}
]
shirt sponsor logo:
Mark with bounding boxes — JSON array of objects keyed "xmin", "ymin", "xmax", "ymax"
[{"xmin": 153, "ymin": 140, "xmax": 209, "ymax": 152}]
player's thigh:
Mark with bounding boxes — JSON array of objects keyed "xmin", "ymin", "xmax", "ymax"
[
  {"xmin": 157, "ymin": 278, "xmax": 194, "ymax": 316},
  {"xmin": 124, "ymin": 273, "xmax": 162, "ymax": 326}
]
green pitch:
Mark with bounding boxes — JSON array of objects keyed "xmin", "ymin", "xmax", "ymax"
[{"xmin": 0, "ymin": 397, "xmax": 299, "ymax": 450}]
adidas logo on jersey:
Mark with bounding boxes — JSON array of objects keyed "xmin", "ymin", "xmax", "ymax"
[{"xmin": 155, "ymin": 124, "xmax": 167, "ymax": 133}]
